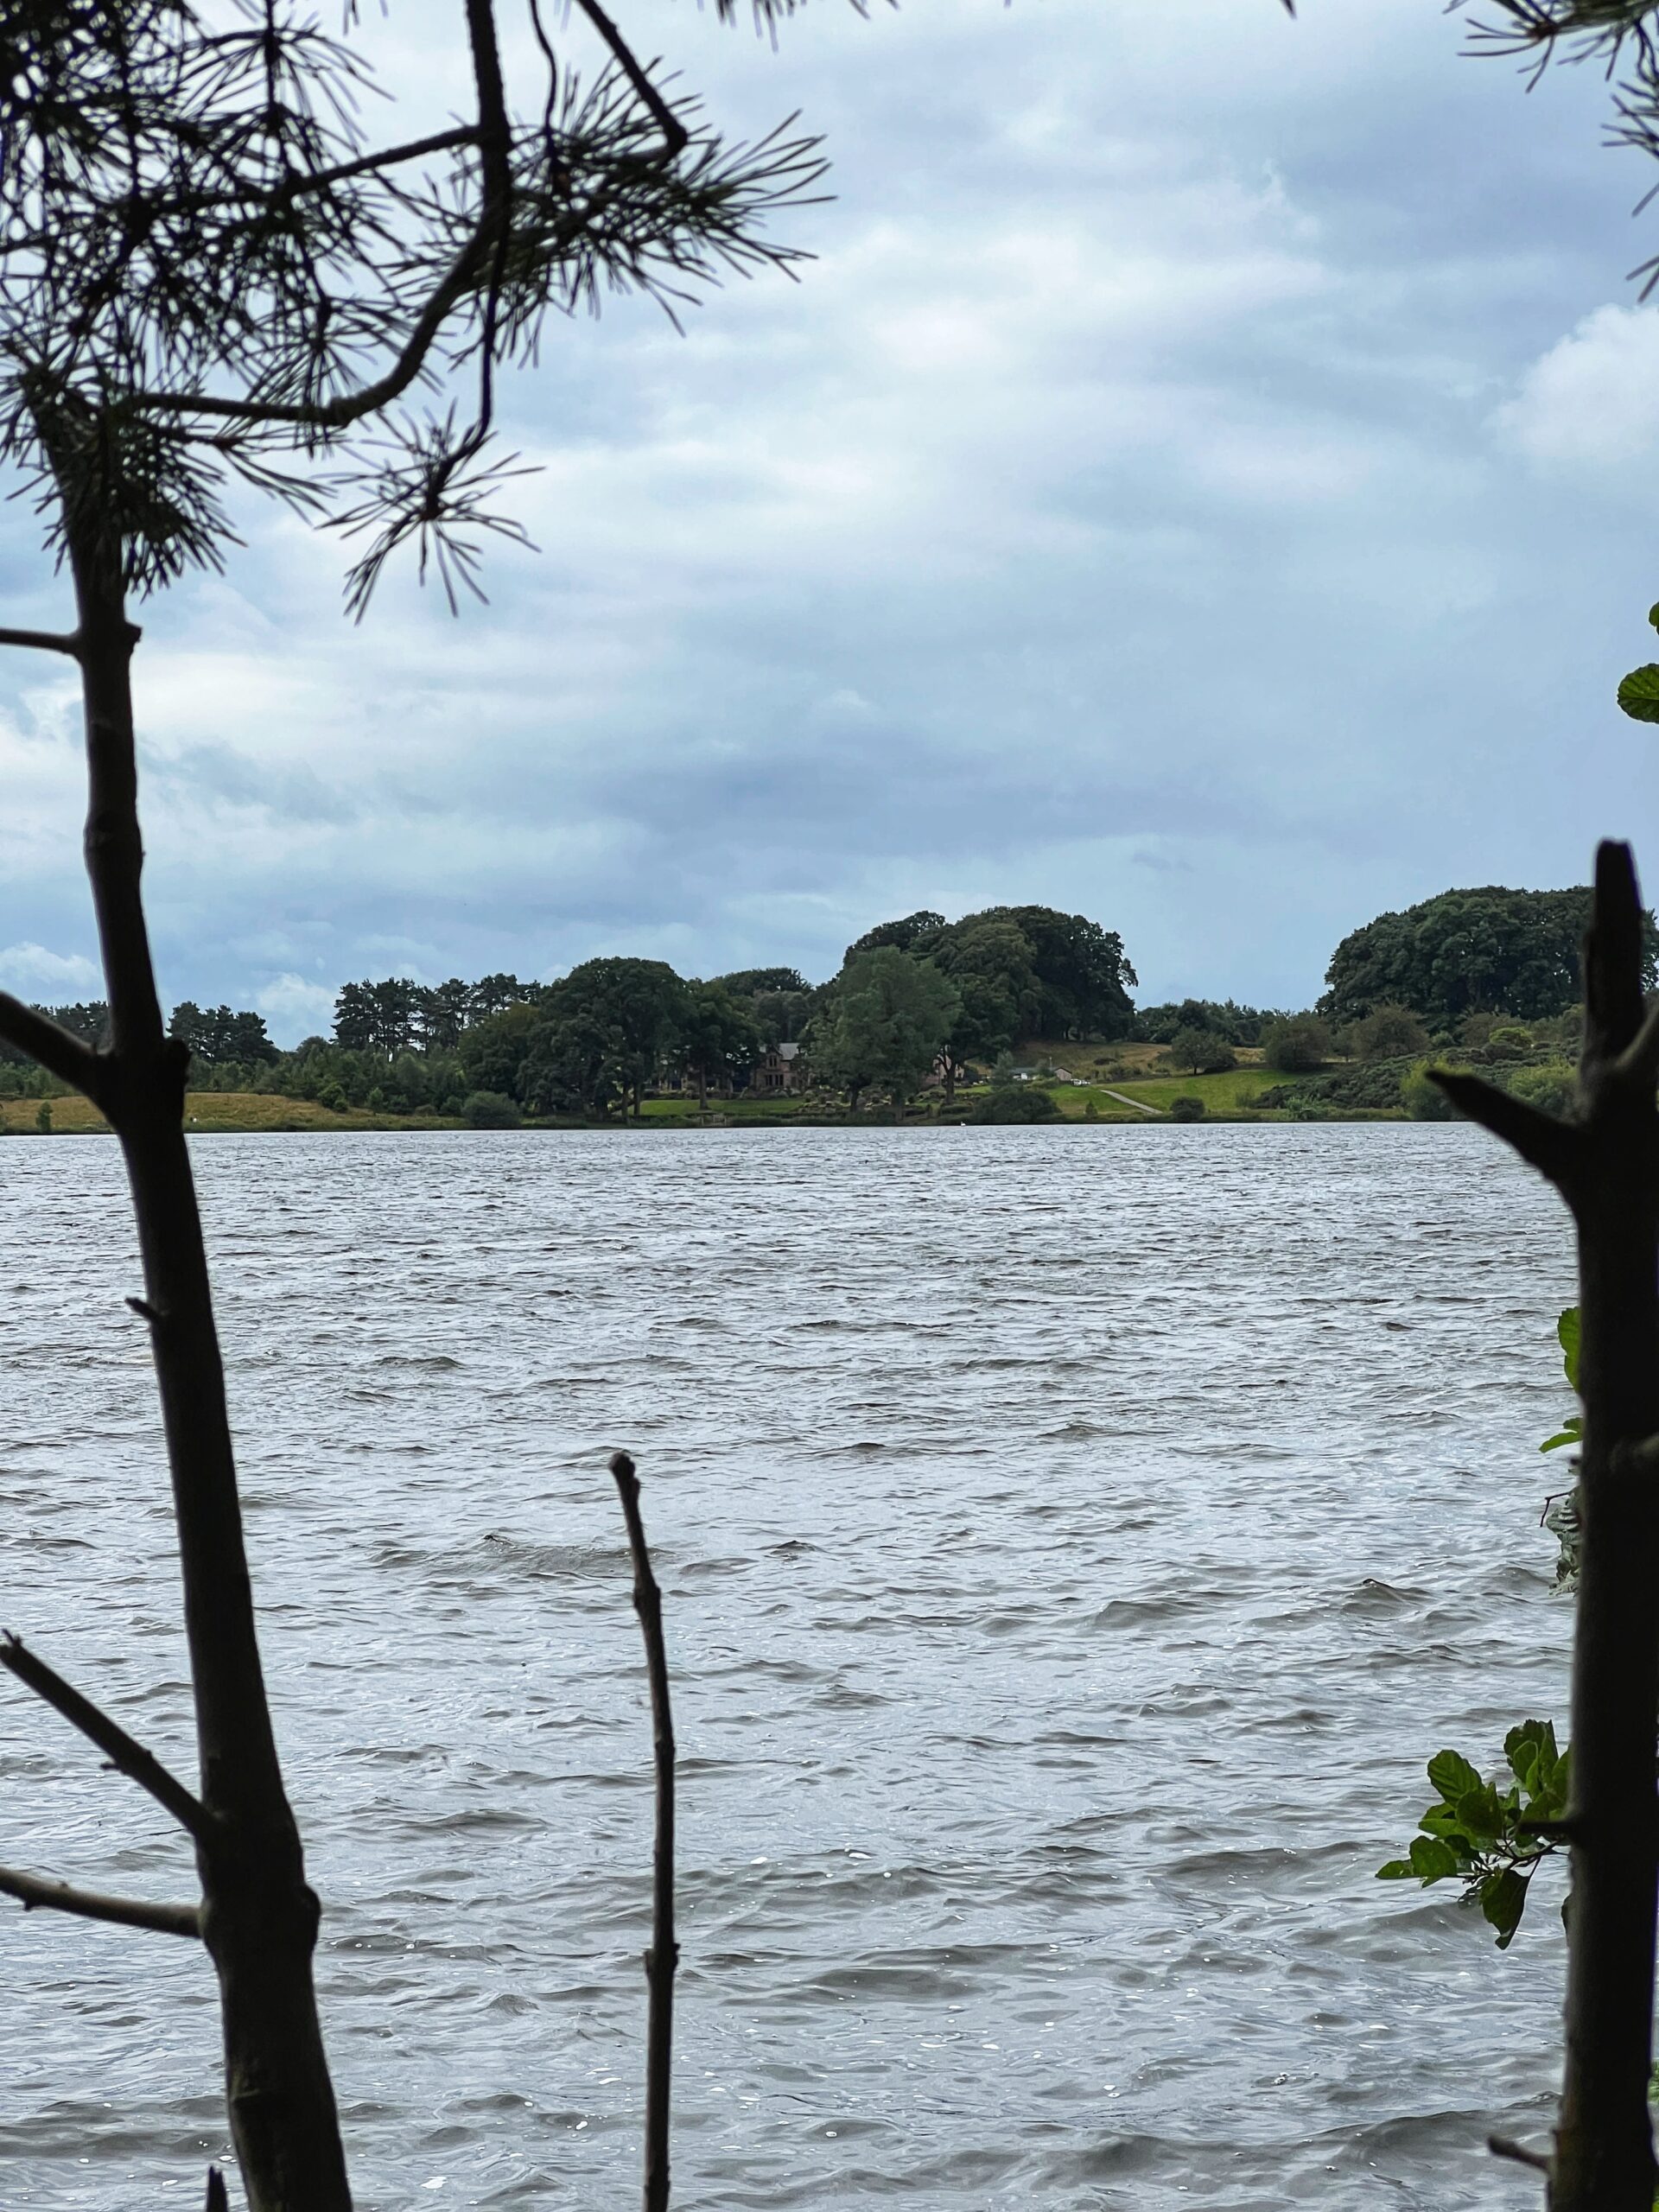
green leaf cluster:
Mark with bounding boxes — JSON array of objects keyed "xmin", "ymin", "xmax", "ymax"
[
  {"xmin": 1541, "ymin": 1306, "xmax": 1583, "ymax": 1455},
  {"xmin": 1378, "ymin": 1721, "xmax": 1569, "ymax": 1948},
  {"xmin": 1618, "ymin": 607, "xmax": 1659, "ymax": 724}
]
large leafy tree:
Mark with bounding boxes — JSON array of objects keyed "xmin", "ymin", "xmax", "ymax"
[
  {"xmin": 814, "ymin": 945, "xmax": 959, "ymax": 1109},
  {"xmin": 674, "ymin": 979, "xmax": 761, "ymax": 1110},
  {"xmin": 928, "ymin": 913, "xmax": 1041, "ymax": 1065},
  {"xmin": 1320, "ymin": 887, "xmax": 1659, "ymax": 1030},
  {"xmin": 527, "ymin": 955, "xmax": 688, "ymax": 1117},
  {"xmin": 0, "ymin": 1, "xmax": 843, "ymax": 2202},
  {"xmin": 838, "ymin": 903, "xmax": 1137, "ymax": 1046}
]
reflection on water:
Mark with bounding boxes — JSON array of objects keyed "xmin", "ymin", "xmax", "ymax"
[{"xmin": 0, "ymin": 1124, "xmax": 1575, "ymax": 2207}]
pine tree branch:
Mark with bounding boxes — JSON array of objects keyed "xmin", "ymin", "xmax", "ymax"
[
  {"xmin": 572, "ymin": 0, "xmax": 690, "ymax": 157},
  {"xmin": 0, "ymin": 1864, "xmax": 201, "ymax": 1938},
  {"xmin": 0, "ymin": 1635, "xmax": 215, "ymax": 1848}
]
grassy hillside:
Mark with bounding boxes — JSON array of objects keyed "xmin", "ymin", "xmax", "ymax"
[{"xmin": 0, "ymin": 1092, "xmax": 454, "ymax": 1135}]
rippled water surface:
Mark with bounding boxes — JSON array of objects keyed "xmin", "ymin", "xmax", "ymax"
[{"xmin": 0, "ymin": 1125, "xmax": 1582, "ymax": 2208}]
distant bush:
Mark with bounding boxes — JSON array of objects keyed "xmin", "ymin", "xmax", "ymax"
[
  {"xmin": 1402, "ymin": 1061, "xmax": 1461, "ymax": 1120},
  {"xmin": 1346, "ymin": 1003, "xmax": 1429, "ymax": 1062},
  {"xmin": 968, "ymin": 1085, "xmax": 1062, "ymax": 1124},
  {"xmin": 1261, "ymin": 1014, "xmax": 1331, "ymax": 1071},
  {"xmin": 1507, "ymin": 1062, "xmax": 1576, "ymax": 1118},
  {"xmin": 1165, "ymin": 1027, "xmax": 1236, "ymax": 1075},
  {"xmin": 1168, "ymin": 1094, "xmax": 1206, "ymax": 1122},
  {"xmin": 463, "ymin": 1090, "xmax": 521, "ymax": 1129},
  {"xmin": 1486, "ymin": 1024, "xmax": 1534, "ymax": 1061}
]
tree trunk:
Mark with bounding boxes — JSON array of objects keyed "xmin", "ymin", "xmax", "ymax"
[
  {"xmin": 1440, "ymin": 841, "xmax": 1659, "ymax": 2212},
  {"xmin": 64, "ymin": 514, "xmax": 353, "ymax": 2212},
  {"xmin": 696, "ymin": 1065, "xmax": 708, "ymax": 1114}
]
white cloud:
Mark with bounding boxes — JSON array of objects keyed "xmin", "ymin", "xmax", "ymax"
[
  {"xmin": 0, "ymin": 942, "xmax": 102, "ymax": 997},
  {"xmin": 1496, "ymin": 305, "xmax": 1659, "ymax": 469},
  {"xmin": 252, "ymin": 973, "xmax": 338, "ymax": 1044}
]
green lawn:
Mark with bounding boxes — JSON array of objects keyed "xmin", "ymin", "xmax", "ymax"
[
  {"xmin": 638, "ymin": 1094, "xmax": 807, "ymax": 1124},
  {"xmin": 1079, "ymin": 1065, "xmax": 1309, "ymax": 1114}
]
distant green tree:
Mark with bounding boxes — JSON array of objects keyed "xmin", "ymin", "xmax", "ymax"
[
  {"xmin": 1169, "ymin": 1094, "xmax": 1206, "ymax": 1122},
  {"xmin": 815, "ymin": 947, "xmax": 959, "ymax": 1109},
  {"xmin": 460, "ymin": 1001, "xmax": 546, "ymax": 1103},
  {"xmin": 416, "ymin": 980, "xmax": 474, "ymax": 1052},
  {"xmin": 1135, "ymin": 997, "xmax": 1271, "ymax": 1046},
  {"xmin": 928, "ymin": 915, "xmax": 1041, "ymax": 1070},
  {"xmin": 1262, "ymin": 1014, "xmax": 1332, "ymax": 1071},
  {"xmin": 333, "ymin": 982, "xmax": 376, "ymax": 1053},
  {"xmin": 529, "ymin": 957, "xmax": 689, "ymax": 1119},
  {"xmin": 469, "ymin": 973, "xmax": 537, "ymax": 1022},
  {"xmin": 169, "ymin": 1003, "xmax": 278, "ymax": 1069},
  {"xmin": 1166, "ymin": 1027, "xmax": 1236, "ymax": 1074},
  {"xmin": 1345, "ymin": 1004, "xmax": 1430, "ymax": 1062},
  {"xmin": 751, "ymin": 988, "xmax": 815, "ymax": 1045},
  {"xmin": 462, "ymin": 1090, "xmax": 521, "ymax": 1129},
  {"xmin": 675, "ymin": 982, "xmax": 761, "ymax": 1110},
  {"xmin": 846, "ymin": 912, "xmax": 946, "ymax": 958},
  {"xmin": 711, "ymin": 966, "xmax": 810, "ymax": 996},
  {"xmin": 1321, "ymin": 887, "xmax": 1659, "ymax": 1029},
  {"xmin": 974, "ymin": 905, "xmax": 1136, "ymax": 1039}
]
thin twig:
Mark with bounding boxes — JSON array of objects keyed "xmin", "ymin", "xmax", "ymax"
[
  {"xmin": 0, "ymin": 626, "xmax": 81, "ymax": 658},
  {"xmin": 608, "ymin": 1449, "xmax": 677, "ymax": 2212},
  {"xmin": 0, "ymin": 1635, "xmax": 215, "ymax": 1848},
  {"xmin": 206, "ymin": 2168, "xmax": 228, "ymax": 2212},
  {"xmin": 0, "ymin": 1864, "xmax": 201, "ymax": 1938}
]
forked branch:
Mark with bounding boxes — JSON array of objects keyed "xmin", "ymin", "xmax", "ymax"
[
  {"xmin": 608, "ymin": 1450, "xmax": 677, "ymax": 2212},
  {"xmin": 0, "ymin": 1635, "xmax": 214, "ymax": 1847},
  {"xmin": 0, "ymin": 1865, "xmax": 201, "ymax": 1938}
]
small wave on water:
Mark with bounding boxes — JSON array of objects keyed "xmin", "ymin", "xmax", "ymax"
[{"xmin": 0, "ymin": 1124, "xmax": 1574, "ymax": 2209}]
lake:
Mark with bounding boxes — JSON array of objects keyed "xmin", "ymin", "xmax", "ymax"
[{"xmin": 0, "ymin": 1123, "xmax": 1579, "ymax": 2208}]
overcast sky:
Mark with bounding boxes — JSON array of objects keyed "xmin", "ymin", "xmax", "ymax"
[{"xmin": 3, "ymin": 0, "xmax": 1659, "ymax": 1039}]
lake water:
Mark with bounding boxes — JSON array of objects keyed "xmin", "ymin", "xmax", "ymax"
[{"xmin": 0, "ymin": 1124, "xmax": 1581, "ymax": 2209}]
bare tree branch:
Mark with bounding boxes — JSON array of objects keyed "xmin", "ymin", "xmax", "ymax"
[
  {"xmin": 0, "ymin": 1635, "xmax": 215, "ymax": 1848},
  {"xmin": 1490, "ymin": 2133, "xmax": 1553, "ymax": 2175},
  {"xmin": 0, "ymin": 626, "xmax": 81, "ymax": 658},
  {"xmin": 608, "ymin": 1450, "xmax": 677, "ymax": 2212},
  {"xmin": 1429, "ymin": 1069, "xmax": 1584, "ymax": 1188},
  {"xmin": 0, "ymin": 994, "xmax": 114, "ymax": 1111},
  {"xmin": 0, "ymin": 1864, "xmax": 200, "ymax": 1938}
]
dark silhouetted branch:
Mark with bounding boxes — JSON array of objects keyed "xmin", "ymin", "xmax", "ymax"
[
  {"xmin": 0, "ymin": 995, "xmax": 113, "ymax": 1110},
  {"xmin": 0, "ymin": 626, "xmax": 81, "ymax": 658},
  {"xmin": 205, "ymin": 2167, "xmax": 227, "ymax": 2212},
  {"xmin": 609, "ymin": 1449, "xmax": 677, "ymax": 2212},
  {"xmin": 572, "ymin": 0, "xmax": 690, "ymax": 156},
  {"xmin": 1429, "ymin": 1069, "xmax": 1583, "ymax": 1189},
  {"xmin": 0, "ymin": 1865, "xmax": 200, "ymax": 1938},
  {"xmin": 1491, "ymin": 2133, "xmax": 1553, "ymax": 2175},
  {"xmin": 0, "ymin": 1635, "xmax": 214, "ymax": 1848}
]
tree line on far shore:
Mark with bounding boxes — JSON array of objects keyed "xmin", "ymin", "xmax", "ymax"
[{"xmin": 0, "ymin": 883, "xmax": 1637, "ymax": 1120}]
